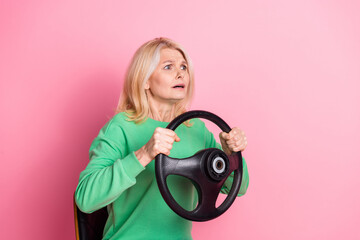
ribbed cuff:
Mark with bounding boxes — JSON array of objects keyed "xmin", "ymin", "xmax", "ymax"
[{"xmin": 120, "ymin": 152, "xmax": 145, "ymax": 178}]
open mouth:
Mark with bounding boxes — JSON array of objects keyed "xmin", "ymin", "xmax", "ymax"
[{"xmin": 172, "ymin": 84, "xmax": 185, "ymax": 89}]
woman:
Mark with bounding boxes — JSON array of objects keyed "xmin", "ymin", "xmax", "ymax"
[{"xmin": 75, "ymin": 38, "xmax": 249, "ymax": 239}]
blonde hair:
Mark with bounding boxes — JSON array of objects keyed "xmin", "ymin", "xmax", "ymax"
[{"xmin": 115, "ymin": 37, "xmax": 195, "ymax": 124}]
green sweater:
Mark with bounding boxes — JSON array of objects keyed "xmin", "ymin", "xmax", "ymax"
[{"xmin": 75, "ymin": 112, "xmax": 249, "ymax": 240}]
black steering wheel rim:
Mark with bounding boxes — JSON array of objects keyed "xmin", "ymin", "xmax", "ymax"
[{"xmin": 155, "ymin": 110, "xmax": 243, "ymax": 222}]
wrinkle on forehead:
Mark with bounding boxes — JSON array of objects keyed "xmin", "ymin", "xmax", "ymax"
[{"xmin": 160, "ymin": 48, "xmax": 187, "ymax": 64}]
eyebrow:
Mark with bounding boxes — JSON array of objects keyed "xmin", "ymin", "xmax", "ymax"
[{"xmin": 161, "ymin": 60, "xmax": 187, "ymax": 65}]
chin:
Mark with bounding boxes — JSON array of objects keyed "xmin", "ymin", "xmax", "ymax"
[
  {"xmin": 168, "ymin": 96, "xmax": 186, "ymax": 103},
  {"xmin": 172, "ymin": 95, "xmax": 186, "ymax": 101}
]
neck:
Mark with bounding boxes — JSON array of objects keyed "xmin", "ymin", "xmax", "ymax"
[{"xmin": 147, "ymin": 94, "xmax": 177, "ymax": 122}]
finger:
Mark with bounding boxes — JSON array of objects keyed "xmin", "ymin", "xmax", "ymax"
[
  {"xmin": 154, "ymin": 128, "xmax": 179, "ymax": 142},
  {"xmin": 226, "ymin": 143, "xmax": 238, "ymax": 150},
  {"xmin": 228, "ymin": 139, "xmax": 247, "ymax": 152},
  {"xmin": 230, "ymin": 127, "xmax": 245, "ymax": 138},
  {"xmin": 153, "ymin": 139, "xmax": 162, "ymax": 152},
  {"xmin": 228, "ymin": 133, "xmax": 246, "ymax": 145},
  {"xmin": 237, "ymin": 141, "xmax": 248, "ymax": 152},
  {"xmin": 232, "ymin": 147, "xmax": 243, "ymax": 152},
  {"xmin": 153, "ymin": 141, "xmax": 172, "ymax": 155},
  {"xmin": 229, "ymin": 127, "xmax": 240, "ymax": 137},
  {"xmin": 235, "ymin": 140, "xmax": 247, "ymax": 150},
  {"xmin": 174, "ymin": 134, "xmax": 180, "ymax": 142},
  {"xmin": 226, "ymin": 140, "xmax": 236, "ymax": 148},
  {"xmin": 162, "ymin": 129, "xmax": 180, "ymax": 142},
  {"xmin": 230, "ymin": 145, "xmax": 243, "ymax": 152},
  {"xmin": 220, "ymin": 132, "xmax": 230, "ymax": 140},
  {"xmin": 161, "ymin": 135, "xmax": 177, "ymax": 145},
  {"xmin": 160, "ymin": 141, "xmax": 173, "ymax": 151},
  {"xmin": 226, "ymin": 137, "xmax": 239, "ymax": 146},
  {"xmin": 228, "ymin": 130, "xmax": 235, "ymax": 139},
  {"xmin": 227, "ymin": 132, "xmax": 240, "ymax": 142},
  {"xmin": 159, "ymin": 146, "xmax": 171, "ymax": 156},
  {"xmin": 155, "ymin": 127, "xmax": 174, "ymax": 137}
]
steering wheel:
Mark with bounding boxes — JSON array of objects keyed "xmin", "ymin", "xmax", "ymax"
[{"xmin": 155, "ymin": 110, "xmax": 243, "ymax": 222}]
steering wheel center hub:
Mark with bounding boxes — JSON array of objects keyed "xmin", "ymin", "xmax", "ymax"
[
  {"xmin": 214, "ymin": 157, "xmax": 224, "ymax": 172},
  {"xmin": 206, "ymin": 150, "xmax": 230, "ymax": 181}
]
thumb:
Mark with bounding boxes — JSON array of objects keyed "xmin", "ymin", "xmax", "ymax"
[
  {"xmin": 220, "ymin": 132, "xmax": 230, "ymax": 140},
  {"xmin": 174, "ymin": 133, "xmax": 180, "ymax": 142}
]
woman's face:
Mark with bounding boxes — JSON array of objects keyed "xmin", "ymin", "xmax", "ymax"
[{"xmin": 145, "ymin": 48, "xmax": 190, "ymax": 105}]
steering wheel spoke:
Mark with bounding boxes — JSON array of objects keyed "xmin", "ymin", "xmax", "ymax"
[
  {"xmin": 228, "ymin": 153, "xmax": 241, "ymax": 172},
  {"xmin": 160, "ymin": 151, "xmax": 205, "ymax": 181},
  {"xmin": 195, "ymin": 180, "xmax": 222, "ymax": 214}
]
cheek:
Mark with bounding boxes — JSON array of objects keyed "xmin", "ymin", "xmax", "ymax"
[
  {"xmin": 185, "ymin": 74, "xmax": 190, "ymax": 85},
  {"xmin": 153, "ymin": 72, "xmax": 171, "ymax": 85},
  {"xmin": 149, "ymin": 75, "xmax": 165, "ymax": 88},
  {"xmin": 148, "ymin": 76, "xmax": 171, "ymax": 94}
]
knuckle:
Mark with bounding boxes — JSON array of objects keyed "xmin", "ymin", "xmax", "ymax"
[{"xmin": 155, "ymin": 128, "xmax": 163, "ymax": 134}]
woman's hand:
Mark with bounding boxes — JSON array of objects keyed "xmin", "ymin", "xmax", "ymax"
[
  {"xmin": 135, "ymin": 127, "xmax": 180, "ymax": 167},
  {"xmin": 219, "ymin": 127, "xmax": 247, "ymax": 155}
]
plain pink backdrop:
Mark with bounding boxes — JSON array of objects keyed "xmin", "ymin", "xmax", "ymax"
[{"xmin": 1, "ymin": 0, "xmax": 359, "ymax": 239}]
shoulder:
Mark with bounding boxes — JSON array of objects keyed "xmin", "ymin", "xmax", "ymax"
[
  {"xmin": 111, "ymin": 112, "xmax": 132, "ymax": 123},
  {"xmin": 99, "ymin": 112, "xmax": 136, "ymax": 138}
]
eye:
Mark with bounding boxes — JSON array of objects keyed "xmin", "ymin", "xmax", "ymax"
[
  {"xmin": 163, "ymin": 64, "xmax": 172, "ymax": 70},
  {"xmin": 180, "ymin": 65, "xmax": 187, "ymax": 70}
]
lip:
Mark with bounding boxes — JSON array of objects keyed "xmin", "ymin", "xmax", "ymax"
[{"xmin": 172, "ymin": 84, "xmax": 185, "ymax": 89}]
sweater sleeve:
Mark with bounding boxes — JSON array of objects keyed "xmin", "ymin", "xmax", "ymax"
[
  {"xmin": 75, "ymin": 120, "xmax": 145, "ymax": 213},
  {"xmin": 203, "ymin": 122, "xmax": 249, "ymax": 197}
]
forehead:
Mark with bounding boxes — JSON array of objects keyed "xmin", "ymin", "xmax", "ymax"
[{"xmin": 160, "ymin": 48, "xmax": 186, "ymax": 62}]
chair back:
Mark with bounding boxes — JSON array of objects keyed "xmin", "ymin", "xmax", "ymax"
[{"xmin": 73, "ymin": 196, "xmax": 108, "ymax": 240}]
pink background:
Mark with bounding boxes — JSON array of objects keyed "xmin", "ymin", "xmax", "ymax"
[{"xmin": 1, "ymin": 0, "xmax": 359, "ymax": 239}]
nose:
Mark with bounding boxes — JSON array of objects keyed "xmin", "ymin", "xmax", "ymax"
[{"xmin": 176, "ymin": 69, "xmax": 184, "ymax": 79}]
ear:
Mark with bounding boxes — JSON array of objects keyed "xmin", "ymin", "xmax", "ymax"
[{"xmin": 144, "ymin": 81, "xmax": 150, "ymax": 90}]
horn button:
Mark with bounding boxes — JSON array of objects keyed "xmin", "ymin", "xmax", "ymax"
[{"xmin": 206, "ymin": 150, "xmax": 230, "ymax": 182}]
